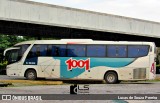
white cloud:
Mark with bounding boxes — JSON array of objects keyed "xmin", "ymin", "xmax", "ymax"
[
  {"xmin": 82, "ymin": 0, "xmax": 160, "ymax": 22},
  {"xmin": 29, "ymin": 0, "xmax": 160, "ymax": 22},
  {"xmin": 66, "ymin": 0, "xmax": 87, "ymax": 3}
]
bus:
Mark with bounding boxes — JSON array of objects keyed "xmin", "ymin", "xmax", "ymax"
[{"xmin": 4, "ymin": 39, "xmax": 156, "ymax": 84}]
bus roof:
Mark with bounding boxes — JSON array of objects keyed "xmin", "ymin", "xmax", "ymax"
[{"xmin": 15, "ymin": 39, "xmax": 155, "ymax": 46}]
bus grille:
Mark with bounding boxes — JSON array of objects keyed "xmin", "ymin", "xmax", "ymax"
[{"xmin": 133, "ymin": 68, "xmax": 146, "ymax": 79}]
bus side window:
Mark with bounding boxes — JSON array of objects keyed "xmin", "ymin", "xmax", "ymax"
[
  {"xmin": 18, "ymin": 45, "xmax": 30, "ymax": 60},
  {"xmin": 138, "ymin": 46, "xmax": 149, "ymax": 56},
  {"xmin": 52, "ymin": 45, "xmax": 57, "ymax": 56},
  {"xmin": 87, "ymin": 45, "xmax": 106, "ymax": 57},
  {"xmin": 52, "ymin": 46, "xmax": 58, "ymax": 56},
  {"xmin": 26, "ymin": 45, "xmax": 39, "ymax": 59},
  {"xmin": 67, "ymin": 45, "xmax": 85, "ymax": 57},
  {"xmin": 46, "ymin": 45, "xmax": 52, "ymax": 56},
  {"xmin": 36, "ymin": 46, "xmax": 40, "ymax": 57},
  {"xmin": 27, "ymin": 51, "xmax": 33, "ymax": 59},
  {"xmin": 117, "ymin": 46, "xmax": 127, "ymax": 57},
  {"xmin": 128, "ymin": 45, "xmax": 149, "ymax": 58},
  {"xmin": 52, "ymin": 45, "xmax": 66, "ymax": 57},
  {"xmin": 107, "ymin": 45, "xmax": 127, "ymax": 58},
  {"xmin": 107, "ymin": 45, "xmax": 116, "ymax": 57},
  {"xmin": 39, "ymin": 45, "xmax": 47, "ymax": 56},
  {"xmin": 55, "ymin": 47, "xmax": 59, "ymax": 56},
  {"xmin": 59, "ymin": 45, "xmax": 66, "ymax": 57}
]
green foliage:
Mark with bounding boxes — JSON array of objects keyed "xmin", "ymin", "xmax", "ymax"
[
  {"xmin": 156, "ymin": 57, "xmax": 159, "ymax": 64},
  {"xmin": 0, "ymin": 35, "xmax": 35, "ymax": 71},
  {"xmin": 0, "ymin": 61, "xmax": 7, "ymax": 73},
  {"xmin": 156, "ymin": 64, "xmax": 160, "ymax": 74},
  {"xmin": 0, "ymin": 61, "xmax": 7, "ymax": 67},
  {"xmin": 0, "ymin": 35, "xmax": 34, "ymax": 49},
  {"xmin": 157, "ymin": 64, "xmax": 160, "ymax": 68}
]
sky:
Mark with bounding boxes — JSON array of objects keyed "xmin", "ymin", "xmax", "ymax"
[{"xmin": 29, "ymin": 0, "xmax": 160, "ymax": 22}]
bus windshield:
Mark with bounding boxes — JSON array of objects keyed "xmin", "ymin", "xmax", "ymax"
[
  {"xmin": 4, "ymin": 44, "xmax": 30, "ymax": 64},
  {"xmin": 7, "ymin": 49, "xmax": 19, "ymax": 64}
]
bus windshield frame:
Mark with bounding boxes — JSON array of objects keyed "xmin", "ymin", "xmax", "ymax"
[{"xmin": 4, "ymin": 44, "xmax": 30, "ymax": 65}]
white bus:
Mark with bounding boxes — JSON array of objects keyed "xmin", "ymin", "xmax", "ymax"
[{"xmin": 4, "ymin": 39, "xmax": 156, "ymax": 84}]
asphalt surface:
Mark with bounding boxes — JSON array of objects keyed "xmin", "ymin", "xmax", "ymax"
[
  {"xmin": 0, "ymin": 75, "xmax": 160, "ymax": 103},
  {"xmin": 0, "ymin": 74, "xmax": 158, "ymax": 80},
  {"xmin": 0, "ymin": 75, "xmax": 26, "ymax": 80},
  {"xmin": 0, "ymin": 83, "xmax": 160, "ymax": 103}
]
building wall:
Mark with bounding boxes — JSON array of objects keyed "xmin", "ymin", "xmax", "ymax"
[{"xmin": 0, "ymin": 0, "xmax": 160, "ymax": 38}]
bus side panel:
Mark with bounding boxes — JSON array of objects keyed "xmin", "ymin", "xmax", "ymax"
[
  {"xmin": 22, "ymin": 57, "xmax": 61, "ymax": 78},
  {"xmin": 57, "ymin": 57, "xmax": 137, "ymax": 80},
  {"xmin": 37, "ymin": 57, "xmax": 60, "ymax": 78},
  {"xmin": 118, "ymin": 56, "xmax": 149, "ymax": 80}
]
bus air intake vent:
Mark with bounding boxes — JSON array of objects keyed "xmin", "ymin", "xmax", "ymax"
[{"xmin": 133, "ymin": 68, "xmax": 146, "ymax": 79}]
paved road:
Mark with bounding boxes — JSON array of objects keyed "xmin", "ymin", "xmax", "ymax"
[
  {"xmin": 0, "ymin": 75, "xmax": 160, "ymax": 103},
  {"xmin": 0, "ymin": 81, "xmax": 160, "ymax": 102},
  {"xmin": 0, "ymin": 74, "xmax": 160, "ymax": 80},
  {"xmin": 1, "ymin": 82, "xmax": 160, "ymax": 94},
  {"xmin": 0, "ymin": 75, "xmax": 26, "ymax": 80}
]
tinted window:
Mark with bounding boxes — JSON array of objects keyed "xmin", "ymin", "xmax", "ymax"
[
  {"xmin": 39, "ymin": 45, "xmax": 47, "ymax": 56},
  {"xmin": 87, "ymin": 45, "xmax": 106, "ymax": 57},
  {"xmin": 128, "ymin": 45, "xmax": 149, "ymax": 57},
  {"xmin": 117, "ymin": 46, "xmax": 127, "ymax": 57},
  {"xmin": 46, "ymin": 45, "xmax": 52, "ymax": 56},
  {"xmin": 13, "ymin": 44, "xmax": 30, "ymax": 61},
  {"xmin": 8, "ymin": 49, "xmax": 19, "ymax": 64},
  {"xmin": 52, "ymin": 45, "xmax": 66, "ymax": 57},
  {"xmin": 27, "ymin": 45, "xmax": 38, "ymax": 59},
  {"xmin": 27, "ymin": 44, "xmax": 67, "ymax": 58},
  {"xmin": 107, "ymin": 45, "xmax": 127, "ymax": 57},
  {"xmin": 27, "ymin": 45, "xmax": 47, "ymax": 58},
  {"xmin": 107, "ymin": 46, "xmax": 116, "ymax": 57},
  {"xmin": 19, "ymin": 44, "xmax": 30, "ymax": 56},
  {"xmin": 67, "ymin": 45, "xmax": 85, "ymax": 57}
]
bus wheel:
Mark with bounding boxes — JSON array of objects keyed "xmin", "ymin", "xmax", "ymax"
[
  {"xmin": 104, "ymin": 72, "xmax": 118, "ymax": 84},
  {"xmin": 26, "ymin": 70, "xmax": 37, "ymax": 80}
]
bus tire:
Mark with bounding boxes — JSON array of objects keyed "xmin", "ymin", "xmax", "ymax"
[
  {"xmin": 104, "ymin": 72, "xmax": 118, "ymax": 84},
  {"xmin": 25, "ymin": 69, "xmax": 37, "ymax": 80}
]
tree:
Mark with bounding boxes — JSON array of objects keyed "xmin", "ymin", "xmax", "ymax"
[{"xmin": 0, "ymin": 35, "xmax": 34, "ymax": 49}]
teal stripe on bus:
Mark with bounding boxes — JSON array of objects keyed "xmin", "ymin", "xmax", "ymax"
[{"xmin": 54, "ymin": 57, "xmax": 135, "ymax": 79}]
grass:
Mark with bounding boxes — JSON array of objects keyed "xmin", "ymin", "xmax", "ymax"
[
  {"xmin": 0, "ymin": 80, "xmax": 63, "ymax": 87},
  {"xmin": 155, "ymin": 76, "xmax": 160, "ymax": 80},
  {"xmin": 0, "ymin": 79, "xmax": 105, "ymax": 87},
  {"xmin": 149, "ymin": 76, "xmax": 160, "ymax": 82}
]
